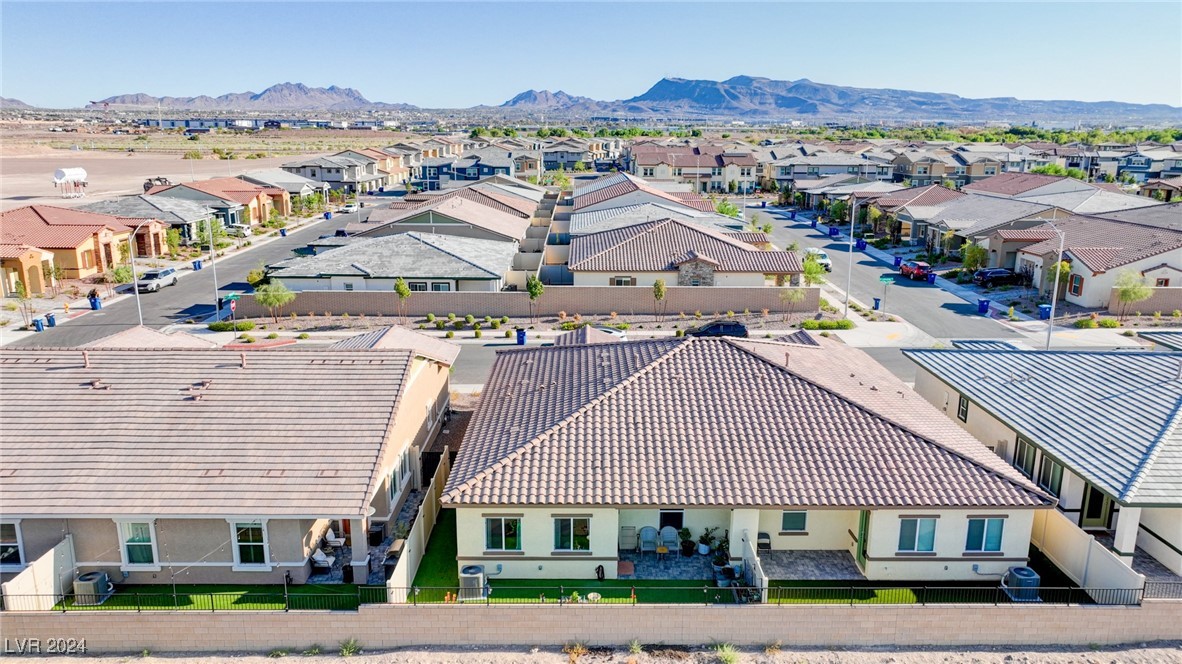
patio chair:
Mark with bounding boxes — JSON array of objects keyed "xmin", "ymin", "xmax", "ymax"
[
  {"xmin": 659, "ymin": 526, "xmax": 679, "ymax": 551},
  {"xmin": 619, "ymin": 526, "xmax": 638, "ymax": 552},
  {"xmin": 311, "ymin": 549, "xmax": 335, "ymax": 574},
  {"xmin": 638, "ymin": 526, "xmax": 659, "ymax": 559},
  {"xmin": 324, "ymin": 527, "xmax": 346, "ymax": 549}
]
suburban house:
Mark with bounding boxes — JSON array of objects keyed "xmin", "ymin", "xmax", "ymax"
[
  {"xmin": 79, "ymin": 195, "xmax": 217, "ymax": 246},
  {"xmin": 0, "ymin": 243, "xmax": 55, "ymax": 297},
  {"xmin": 916, "ymin": 195, "xmax": 1058, "ymax": 260},
  {"xmin": 238, "ymin": 169, "xmax": 330, "ymax": 202},
  {"xmin": 0, "ymin": 205, "xmax": 167, "ymax": 283},
  {"xmin": 542, "ymin": 139, "xmax": 599, "ymax": 171},
  {"xmin": 567, "ymin": 202, "xmax": 743, "ymax": 237},
  {"xmin": 417, "ymin": 149, "xmax": 515, "ymax": 190},
  {"xmin": 1138, "ymin": 176, "xmax": 1182, "ymax": 202},
  {"xmin": 349, "ymin": 196, "xmax": 531, "ymax": 243},
  {"xmin": 633, "ymin": 149, "xmax": 760, "ymax": 194},
  {"xmin": 441, "ymin": 335, "xmax": 1053, "ymax": 583},
  {"xmin": 567, "ymin": 217, "xmax": 801, "ymax": 287},
  {"xmin": 281, "ymin": 155, "xmax": 386, "ymax": 194},
  {"xmin": 337, "ymin": 149, "xmax": 411, "ymax": 188},
  {"xmin": 772, "ymin": 153, "xmax": 893, "ymax": 190},
  {"xmin": 572, "ymin": 172, "xmax": 715, "ymax": 214},
  {"xmin": 962, "ymin": 172, "xmax": 1161, "ymax": 215},
  {"xmin": 148, "ymin": 178, "xmax": 284, "ymax": 227},
  {"xmin": 0, "ymin": 343, "xmax": 453, "ymax": 591},
  {"xmin": 267, "ymin": 232, "xmax": 518, "ymax": 292},
  {"xmin": 1010, "ymin": 212, "xmax": 1182, "ymax": 307},
  {"xmin": 388, "ymin": 186, "xmax": 537, "ymax": 220},
  {"xmin": 868, "ymin": 184, "xmax": 966, "ymax": 244},
  {"xmin": 904, "ymin": 348, "xmax": 1182, "ymax": 583},
  {"xmin": 1116, "ymin": 149, "xmax": 1182, "ymax": 182}
]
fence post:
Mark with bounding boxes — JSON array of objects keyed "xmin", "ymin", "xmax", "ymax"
[
  {"xmin": 559, "ymin": 585, "xmax": 564, "ymax": 606},
  {"xmin": 920, "ymin": 586, "xmax": 926, "ymax": 606},
  {"xmin": 1068, "ymin": 587, "xmax": 1075, "ymax": 606},
  {"xmin": 209, "ymin": 593, "xmax": 216, "ymax": 613},
  {"xmin": 848, "ymin": 586, "xmax": 855, "ymax": 606},
  {"xmin": 135, "ymin": 593, "xmax": 141, "ymax": 613}
]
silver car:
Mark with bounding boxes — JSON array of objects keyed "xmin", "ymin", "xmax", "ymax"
[{"xmin": 137, "ymin": 267, "xmax": 179, "ymax": 292}]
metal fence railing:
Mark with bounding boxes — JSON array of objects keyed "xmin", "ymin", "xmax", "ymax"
[
  {"xmin": 1143, "ymin": 581, "xmax": 1182, "ymax": 599},
  {"xmin": 2, "ymin": 586, "xmax": 390, "ymax": 613}
]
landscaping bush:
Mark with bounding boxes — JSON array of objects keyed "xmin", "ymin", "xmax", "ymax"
[
  {"xmin": 558, "ymin": 321, "xmax": 582, "ymax": 331},
  {"xmin": 464, "ymin": 314, "xmax": 475, "ymax": 325},
  {"xmin": 447, "ymin": 313, "xmax": 456, "ymax": 321},
  {"xmin": 474, "ymin": 330, "xmax": 482, "ymax": 338},
  {"xmin": 266, "ymin": 332, "xmax": 279, "ymax": 339},
  {"xmin": 503, "ymin": 330, "xmax": 512, "ymax": 338},
  {"xmin": 434, "ymin": 320, "xmax": 446, "ymax": 330},
  {"xmin": 452, "ymin": 320, "xmax": 465, "ymax": 330},
  {"xmin": 297, "ymin": 333, "xmax": 309, "ymax": 340},
  {"xmin": 490, "ymin": 320, "xmax": 501, "ymax": 329},
  {"xmin": 1097, "ymin": 318, "xmax": 1120, "ymax": 328},
  {"xmin": 800, "ymin": 319, "xmax": 854, "ymax": 330},
  {"xmin": 1074, "ymin": 319, "xmax": 1098, "ymax": 329},
  {"xmin": 426, "ymin": 313, "xmax": 436, "ymax": 323},
  {"xmin": 238, "ymin": 334, "xmax": 256, "ymax": 343},
  {"xmin": 445, "ymin": 330, "xmax": 455, "ymax": 338},
  {"xmin": 208, "ymin": 321, "xmax": 255, "ymax": 332},
  {"xmin": 872, "ymin": 238, "xmax": 891, "ymax": 250},
  {"xmin": 675, "ymin": 329, "xmax": 685, "ymax": 337},
  {"xmin": 501, "ymin": 316, "xmax": 510, "ymax": 324}
]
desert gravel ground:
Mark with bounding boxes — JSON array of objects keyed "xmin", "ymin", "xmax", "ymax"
[{"xmin": 18, "ymin": 642, "xmax": 1182, "ymax": 663}]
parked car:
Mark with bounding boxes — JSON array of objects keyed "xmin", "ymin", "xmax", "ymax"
[
  {"xmin": 341, "ymin": 202, "xmax": 359, "ymax": 213},
  {"xmin": 973, "ymin": 268, "xmax": 1019, "ymax": 288},
  {"xmin": 900, "ymin": 260, "xmax": 932, "ymax": 280},
  {"xmin": 334, "ymin": 229, "xmax": 350, "ymax": 238},
  {"xmin": 137, "ymin": 267, "xmax": 178, "ymax": 292},
  {"xmin": 225, "ymin": 223, "xmax": 252, "ymax": 237},
  {"xmin": 685, "ymin": 320, "xmax": 749, "ymax": 338},
  {"xmin": 590, "ymin": 325, "xmax": 628, "ymax": 341},
  {"xmin": 803, "ymin": 247, "xmax": 833, "ymax": 272}
]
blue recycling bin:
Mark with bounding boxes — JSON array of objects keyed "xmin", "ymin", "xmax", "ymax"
[
  {"xmin": 810, "ymin": 219, "xmax": 817, "ymax": 229},
  {"xmin": 855, "ymin": 239, "xmax": 867, "ymax": 250},
  {"xmin": 873, "ymin": 297, "xmax": 882, "ymax": 311},
  {"xmin": 1038, "ymin": 304, "xmax": 1052, "ymax": 320},
  {"xmin": 378, "ymin": 187, "xmax": 385, "ymax": 193},
  {"xmin": 324, "ymin": 211, "xmax": 332, "ymax": 220},
  {"xmin": 44, "ymin": 312, "xmax": 56, "ymax": 327},
  {"xmin": 88, "ymin": 296, "xmax": 101, "ymax": 310},
  {"xmin": 32, "ymin": 318, "xmax": 44, "ymax": 332},
  {"xmin": 978, "ymin": 299, "xmax": 991, "ymax": 315},
  {"xmin": 926, "ymin": 273, "xmax": 937, "ymax": 285},
  {"xmin": 761, "ymin": 201, "xmax": 767, "ymax": 208},
  {"xmin": 515, "ymin": 328, "xmax": 526, "ymax": 346},
  {"xmin": 192, "ymin": 259, "xmax": 203, "ymax": 271},
  {"xmin": 893, "ymin": 256, "xmax": 903, "ymax": 268},
  {"xmin": 828, "ymin": 226, "xmax": 840, "ymax": 238},
  {"xmin": 790, "ymin": 211, "xmax": 797, "ymax": 220},
  {"xmin": 279, "ymin": 228, "xmax": 287, "ymax": 237}
]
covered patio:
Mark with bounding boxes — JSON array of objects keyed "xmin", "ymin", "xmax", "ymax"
[
  {"xmin": 616, "ymin": 550, "xmax": 713, "ymax": 581},
  {"xmin": 758, "ymin": 550, "xmax": 866, "ymax": 581}
]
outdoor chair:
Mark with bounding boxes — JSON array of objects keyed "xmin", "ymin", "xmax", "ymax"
[
  {"xmin": 659, "ymin": 526, "xmax": 679, "ymax": 551},
  {"xmin": 324, "ymin": 527, "xmax": 346, "ymax": 549},
  {"xmin": 311, "ymin": 549, "xmax": 335, "ymax": 574},
  {"xmin": 619, "ymin": 526, "xmax": 637, "ymax": 551},
  {"xmin": 638, "ymin": 526, "xmax": 659, "ymax": 558}
]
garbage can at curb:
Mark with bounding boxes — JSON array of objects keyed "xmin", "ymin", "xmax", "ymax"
[
  {"xmin": 192, "ymin": 259, "xmax": 203, "ymax": 271},
  {"xmin": 873, "ymin": 297, "xmax": 882, "ymax": 311},
  {"xmin": 855, "ymin": 239, "xmax": 867, "ymax": 250},
  {"xmin": 515, "ymin": 327, "xmax": 526, "ymax": 346},
  {"xmin": 280, "ymin": 228, "xmax": 287, "ymax": 237},
  {"xmin": 44, "ymin": 312, "xmax": 56, "ymax": 327},
  {"xmin": 810, "ymin": 219, "xmax": 817, "ymax": 229},
  {"xmin": 893, "ymin": 256, "xmax": 903, "ymax": 268},
  {"xmin": 926, "ymin": 273, "xmax": 937, "ymax": 285},
  {"xmin": 1038, "ymin": 304, "xmax": 1052, "ymax": 320},
  {"xmin": 32, "ymin": 318, "xmax": 44, "ymax": 332},
  {"xmin": 978, "ymin": 299, "xmax": 991, "ymax": 315},
  {"xmin": 828, "ymin": 226, "xmax": 840, "ymax": 238},
  {"xmin": 790, "ymin": 211, "xmax": 797, "ymax": 220}
]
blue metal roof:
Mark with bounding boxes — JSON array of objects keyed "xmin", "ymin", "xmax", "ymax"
[
  {"xmin": 1138, "ymin": 331, "xmax": 1182, "ymax": 352},
  {"xmin": 950, "ymin": 340, "xmax": 1021, "ymax": 351},
  {"xmin": 903, "ymin": 349, "xmax": 1182, "ymax": 506}
]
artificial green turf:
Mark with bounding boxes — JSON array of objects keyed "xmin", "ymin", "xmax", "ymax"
[
  {"xmin": 56, "ymin": 583, "xmax": 385, "ymax": 611},
  {"xmin": 410, "ymin": 507, "xmax": 459, "ymax": 589},
  {"xmin": 486, "ymin": 578, "xmax": 724, "ymax": 604}
]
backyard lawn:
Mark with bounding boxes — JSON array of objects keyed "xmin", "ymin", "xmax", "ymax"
[
  {"xmin": 57, "ymin": 583, "xmax": 385, "ymax": 611},
  {"xmin": 411, "ymin": 507, "xmax": 459, "ymax": 589}
]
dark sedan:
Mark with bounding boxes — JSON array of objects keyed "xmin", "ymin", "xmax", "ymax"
[{"xmin": 684, "ymin": 320, "xmax": 749, "ymax": 338}]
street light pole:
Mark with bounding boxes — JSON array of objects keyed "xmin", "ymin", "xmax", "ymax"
[
  {"xmin": 125, "ymin": 220, "xmax": 151, "ymax": 327},
  {"xmin": 207, "ymin": 218, "xmax": 221, "ymax": 320},
  {"xmin": 844, "ymin": 197, "xmax": 857, "ymax": 318},
  {"xmin": 1045, "ymin": 222, "xmax": 1066, "ymax": 351}
]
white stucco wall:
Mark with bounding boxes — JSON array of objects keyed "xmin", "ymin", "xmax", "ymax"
[
  {"xmin": 1138, "ymin": 508, "xmax": 1182, "ymax": 575},
  {"xmin": 756, "ymin": 509, "xmax": 859, "ymax": 551},
  {"xmin": 862, "ymin": 509, "xmax": 1036, "ymax": 581},
  {"xmin": 571, "ymin": 271, "xmax": 772, "ymax": 288},
  {"xmin": 455, "ymin": 507, "xmax": 620, "ymax": 580}
]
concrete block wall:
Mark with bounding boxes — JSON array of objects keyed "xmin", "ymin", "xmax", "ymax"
[
  {"xmin": 1106, "ymin": 287, "xmax": 1182, "ymax": 315},
  {"xmin": 3, "ymin": 601, "xmax": 1180, "ymax": 654}
]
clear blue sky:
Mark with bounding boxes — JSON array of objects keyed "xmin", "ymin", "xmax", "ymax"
[{"xmin": 3, "ymin": 1, "xmax": 1180, "ymax": 108}]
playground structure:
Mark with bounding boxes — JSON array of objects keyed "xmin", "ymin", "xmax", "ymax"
[{"xmin": 52, "ymin": 167, "xmax": 88, "ymax": 198}]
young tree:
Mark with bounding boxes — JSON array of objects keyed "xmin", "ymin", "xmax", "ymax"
[
  {"xmin": 960, "ymin": 242, "xmax": 989, "ymax": 272},
  {"xmin": 779, "ymin": 287, "xmax": 806, "ymax": 323},
  {"xmin": 572, "ymin": 161, "xmax": 588, "ymax": 172},
  {"xmin": 715, "ymin": 198, "xmax": 741, "ymax": 218},
  {"xmin": 393, "ymin": 276, "xmax": 412, "ymax": 325},
  {"xmin": 13, "ymin": 280, "xmax": 33, "ymax": 328},
  {"xmin": 1044, "ymin": 260, "xmax": 1071, "ymax": 300},
  {"xmin": 829, "ymin": 200, "xmax": 848, "ymax": 223},
  {"xmin": 255, "ymin": 280, "xmax": 297, "ymax": 323},
  {"xmin": 652, "ymin": 278, "xmax": 667, "ymax": 321},
  {"xmin": 1114, "ymin": 270, "xmax": 1152, "ymax": 322},
  {"xmin": 801, "ymin": 254, "xmax": 828, "ymax": 286},
  {"xmin": 525, "ymin": 274, "xmax": 544, "ymax": 323},
  {"xmin": 727, "ymin": 180, "xmax": 738, "ymax": 194},
  {"xmin": 165, "ymin": 229, "xmax": 182, "ymax": 258},
  {"xmin": 107, "ymin": 264, "xmax": 134, "ymax": 298}
]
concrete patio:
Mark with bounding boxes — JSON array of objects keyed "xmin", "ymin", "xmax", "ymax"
[
  {"xmin": 617, "ymin": 550, "xmax": 714, "ymax": 581},
  {"xmin": 1093, "ymin": 532, "xmax": 1182, "ymax": 588},
  {"xmin": 758, "ymin": 550, "xmax": 866, "ymax": 581}
]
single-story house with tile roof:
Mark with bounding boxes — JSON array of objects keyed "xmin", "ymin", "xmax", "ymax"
[
  {"xmin": 238, "ymin": 169, "xmax": 330, "ymax": 202},
  {"xmin": 962, "ymin": 172, "xmax": 1162, "ymax": 216},
  {"xmin": 79, "ymin": 194, "xmax": 217, "ymax": 245},
  {"xmin": 568, "ymin": 217, "xmax": 801, "ymax": 288},
  {"xmin": 388, "ymin": 185, "xmax": 537, "ymax": 219},
  {"xmin": 82, "ymin": 325, "xmax": 219, "ymax": 349},
  {"xmin": 348, "ymin": 196, "xmax": 531, "ymax": 243},
  {"xmin": 1009, "ymin": 213, "xmax": 1182, "ymax": 307},
  {"xmin": 0, "ymin": 243, "xmax": 55, "ymax": 297},
  {"xmin": 267, "ymin": 232, "xmax": 518, "ymax": 292},
  {"xmin": 572, "ymin": 173, "xmax": 714, "ymax": 214},
  {"xmin": 0, "ymin": 205, "xmax": 167, "ymax": 282},
  {"xmin": 918, "ymin": 195, "xmax": 1059, "ymax": 264},
  {"xmin": 904, "ymin": 348, "xmax": 1182, "ymax": 581},
  {"xmin": 0, "ymin": 344, "xmax": 453, "ymax": 591},
  {"xmin": 567, "ymin": 202, "xmax": 743, "ymax": 237},
  {"xmin": 442, "ymin": 335, "xmax": 1052, "ymax": 583},
  {"xmin": 868, "ymin": 185, "xmax": 966, "ymax": 245},
  {"xmin": 1137, "ymin": 176, "xmax": 1182, "ymax": 202}
]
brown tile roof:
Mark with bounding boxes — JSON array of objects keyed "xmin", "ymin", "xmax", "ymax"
[
  {"xmin": 1019, "ymin": 214, "xmax": 1182, "ymax": 273},
  {"xmin": 162, "ymin": 178, "xmax": 271, "ymax": 206},
  {"xmin": 358, "ymin": 196, "xmax": 530, "ymax": 240},
  {"xmin": 328, "ymin": 326, "xmax": 460, "ymax": 365},
  {"xmin": 874, "ymin": 184, "xmax": 965, "ymax": 211},
  {"xmin": 573, "ymin": 173, "xmax": 704, "ymax": 211},
  {"xmin": 443, "ymin": 337, "xmax": 1050, "ymax": 508},
  {"xmin": 668, "ymin": 192, "xmax": 716, "ymax": 212},
  {"xmin": 962, "ymin": 173, "xmax": 1072, "ymax": 196},
  {"xmin": 0, "ymin": 205, "xmax": 132, "ymax": 249},
  {"xmin": 0, "ymin": 348, "xmax": 417, "ymax": 517},
  {"xmin": 83, "ymin": 326, "xmax": 219, "ymax": 349},
  {"xmin": 569, "ymin": 218, "xmax": 801, "ymax": 274},
  {"xmin": 994, "ymin": 229, "xmax": 1059, "ymax": 241},
  {"xmin": 723, "ymin": 231, "xmax": 770, "ymax": 246},
  {"xmin": 0, "ymin": 243, "xmax": 40, "ymax": 259},
  {"xmin": 553, "ymin": 326, "xmax": 622, "ymax": 346}
]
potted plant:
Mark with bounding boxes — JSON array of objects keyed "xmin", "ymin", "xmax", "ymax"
[
  {"xmin": 718, "ymin": 565, "xmax": 737, "ymax": 588},
  {"xmin": 712, "ymin": 550, "xmax": 729, "ymax": 574},
  {"xmin": 678, "ymin": 528, "xmax": 695, "ymax": 557},
  {"xmin": 697, "ymin": 527, "xmax": 718, "ymax": 555}
]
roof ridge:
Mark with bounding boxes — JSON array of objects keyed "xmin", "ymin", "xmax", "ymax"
[
  {"xmin": 411, "ymin": 233, "xmax": 502, "ymax": 278},
  {"xmin": 1120, "ymin": 397, "xmax": 1182, "ymax": 502},
  {"xmin": 443, "ymin": 338, "xmax": 691, "ymax": 503},
  {"xmin": 359, "ymin": 352, "xmax": 417, "ymax": 514},
  {"xmin": 725, "ymin": 340, "xmax": 1052, "ymax": 504}
]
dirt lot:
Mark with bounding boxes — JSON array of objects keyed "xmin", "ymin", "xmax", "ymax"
[{"xmin": 18, "ymin": 642, "xmax": 1182, "ymax": 663}]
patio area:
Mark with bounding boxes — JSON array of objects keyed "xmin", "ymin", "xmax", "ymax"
[
  {"xmin": 616, "ymin": 549, "xmax": 713, "ymax": 581},
  {"xmin": 758, "ymin": 550, "xmax": 866, "ymax": 581},
  {"xmin": 1093, "ymin": 532, "xmax": 1182, "ymax": 585},
  {"xmin": 307, "ymin": 489, "xmax": 427, "ymax": 586}
]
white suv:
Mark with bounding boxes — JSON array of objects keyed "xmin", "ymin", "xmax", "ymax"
[
  {"xmin": 341, "ymin": 202, "xmax": 359, "ymax": 213},
  {"xmin": 137, "ymin": 267, "xmax": 179, "ymax": 292},
  {"xmin": 803, "ymin": 247, "xmax": 833, "ymax": 272}
]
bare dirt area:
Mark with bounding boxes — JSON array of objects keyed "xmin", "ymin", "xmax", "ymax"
[{"xmin": 17, "ymin": 642, "xmax": 1182, "ymax": 663}]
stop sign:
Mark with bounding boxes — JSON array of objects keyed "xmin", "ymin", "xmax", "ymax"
[{"xmin": 229, "ymin": 300, "xmax": 237, "ymax": 312}]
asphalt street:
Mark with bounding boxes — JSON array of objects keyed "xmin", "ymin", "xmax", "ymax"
[{"xmin": 11, "ymin": 208, "xmax": 372, "ymax": 347}]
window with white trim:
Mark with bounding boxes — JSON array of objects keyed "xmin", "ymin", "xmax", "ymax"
[
  {"xmin": 984, "ymin": 167, "xmax": 997, "ymax": 175},
  {"xmin": 553, "ymin": 517, "xmax": 590, "ymax": 551},
  {"xmin": 119, "ymin": 521, "xmax": 157, "ymax": 566},
  {"xmin": 408, "ymin": 281, "xmax": 428, "ymax": 292},
  {"xmin": 0, "ymin": 522, "xmax": 24, "ymax": 568},
  {"xmin": 232, "ymin": 521, "xmax": 268, "ymax": 566},
  {"xmin": 430, "ymin": 282, "xmax": 451, "ymax": 291},
  {"xmin": 485, "ymin": 517, "xmax": 521, "ymax": 551},
  {"xmin": 780, "ymin": 511, "xmax": 807, "ymax": 532},
  {"xmin": 898, "ymin": 518, "xmax": 936, "ymax": 552},
  {"xmin": 1014, "ymin": 437, "xmax": 1037, "ymax": 478},
  {"xmin": 642, "ymin": 168, "xmax": 654, "ymax": 177},
  {"xmin": 965, "ymin": 518, "xmax": 1005, "ymax": 552},
  {"xmin": 343, "ymin": 283, "xmax": 354, "ymax": 291}
]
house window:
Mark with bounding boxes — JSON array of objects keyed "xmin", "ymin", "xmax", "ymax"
[
  {"xmin": 780, "ymin": 511, "xmax": 807, "ymax": 532},
  {"xmin": 1068, "ymin": 274, "xmax": 1084, "ymax": 297},
  {"xmin": 965, "ymin": 518, "xmax": 1005, "ymax": 552},
  {"xmin": 985, "ymin": 167, "xmax": 997, "ymax": 175},
  {"xmin": 642, "ymin": 168, "xmax": 654, "ymax": 177},
  {"xmin": 343, "ymin": 283, "xmax": 354, "ymax": 291},
  {"xmin": 232, "ymin": 521, "xmax": 267, "ymax": 566},
  {"xmin": 1155, "ymin": 278, "xmax": 1169, "ymax": 287},
  {"xmin": 898, "ymin": 518, "xmax": 936, "ymax": 552},
  {"xmin": 712, "ymin": 167, "xmax": 723, "ymax": 176},
  {"xmin": 956, "ymin": 395, "xmax": 969, "ymax": 422},
  {"xmin": 673, "ymin": 168, "xmax": 683, "ymax": 176},
  {"xmin": 1038, "ymin": 457, "xmax": 1064, "ymax": 497},
  {"xmin": 82, "ymin": 251, "xmax": 94, "ymax": 269},
  {"xmin": 0, "ymin": 522, "xmax": 24, "ymax": 568},
  {"xmin": 689, "ymin": 278, "xmax": 702, "ymax": 286},
  {"xmin": 553, "ymin": 517, "xmax": 590, "ymax": 551},
  {"xmin": 431, "ymin": 282, "xmax": 451, "ymax": 291},
  {"xmin": 119, "ymin": 521, "xmax": 157, "ymax": 566},
  {"xmin": 409, "ymin": 282, "xmax": 428, "ymax": 292},
  {"xmin": 611, "ymin": 276, "xmax": 635, "ymax": 286},
  {"xmin": 389, "ymin": 448, "xmax": 410, "ymax": 503},
  {"xmin": 485, "ymin": 517, "xmax": 521, "ymax": 551},
  {"xmin": 917, "ymin": 166, "xmax": 929, "ymax": 175},
  {"xmin": 1014, "ymin": 437, "xmax": 1037, "ymax": 478}
]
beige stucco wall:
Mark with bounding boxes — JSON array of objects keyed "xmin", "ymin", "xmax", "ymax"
[
  {"xmin": 455, "ymin": 506, "xmax": 620, "ymax": 580},
  {"xmin": 863, "ymin": 508, "xmax": 1036, "ymax": 581},
  {"xmin": 1139, "ymin": 508, "xmax": 1182, "ymax": 575},
  {"xmin": 757, "ymin": 509, "xmax": 858, "ymax": 551},
  {"xmin": 573, "ymin": 270, "xmax": 772, "ymax": 288}
]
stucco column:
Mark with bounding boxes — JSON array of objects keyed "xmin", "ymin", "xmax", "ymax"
[
  {"xmin": 729, "ymin": 509, "xmax": 760, "ymax": 561},
  {"xmin": 1112, "ymin": 506, "xmax": 1141, "ymax": 566},
  {"xmin": 349, "ymin": 517, "xmax": 369, "ymax": 583}
]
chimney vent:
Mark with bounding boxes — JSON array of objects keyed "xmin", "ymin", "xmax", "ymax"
[
  {"xmin": 240, "ymin": 352, "xmax": 247, "ymax": 369},
  {"xmin": 82, "ymin": 351, "xmax": 90, "ymax": 369}
]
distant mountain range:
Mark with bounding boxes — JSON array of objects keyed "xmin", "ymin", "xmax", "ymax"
[
  {"xmin": 0, "ymin": 97, "xmax": 33, "ymax": 109},
  {"xmin": 17, "ymin": 76, "xmax": 1179, "ymax": 122}
]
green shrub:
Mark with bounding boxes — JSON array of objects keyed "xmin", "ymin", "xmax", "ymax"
[
  {"xmin": 426, "ymin": 313, "xmax": 436, "ymax": 323},
  {"xmin": 473, "ymin": 322, "xmax": 482, "ymax": 330},
  {"xmin": 484, "ymin": 315, "xmax": 493, "ymax": 323},
  {"xmin": 1074, "ymin": 319, "xmax": 1098, "ymax": 329},
  {"xmin": 491, "ymin": 320, "xmax": 501, "ymax": 329},
  {"xmin": 267, "ymin": 649, "xmax": 288, "ymax": 658},
  {"xmin": 501, "ymin": 316, "xmax": 510, "ymax": 324},
  {"xmin": 418, "ymin": 323, "xmax": 425, "ymax": 330},
  {"xmin": 445, "ymin": 331, "xmax": 454, "ymax": 339},
  {"xmin": 435, "ymin": 320, "xmax": 446, "ymax": 330},
  {"xmin": 338, "ymin": 639, "xmax": 361, "ymax": 657},
  {"xmin": 297, "ymin": 333, "xmax": 309, "ymax": 340},
  {"xmin": 1097, "ymin": 318, "xmax": 1120, "ymax": 328},
  {"xmin": 504, "ymin": 330, "xmax": 512, "ymax": 338},
  {"xmin": 800, "ymin": 319, "xmax": 854, "ymax": 330},
  {"xmin": 473, "ymin": 330, "xmax": 482, "ymax": 338},
  {"xmin": 464, "ymin": 314, "xmax": 475, "ymax": 324},
  {"xmin": 452, "ymin": 320, "xmax": 465, "ymax": 330},
  {"xmin": 675, "ymin": 329, "xmax": 685, "ymax": 337},
  {"xmin": 208, "ymin": 321, "xmax": 255, "ymax": 332},
  {"xmin": 266, "ymin": 332, "xmax": 279, "ymax": 339},
  {"xmin": 447, "ymin": 313, "xmax": 456, "ymax": 321},
  {"xmin": 238, "ymin": 334, "xmax": 256, "ymax": 343},
  {"xmin": 301, "ymin": 645, "xmax": 321, "ymax": 656},
  {"xmin": 1122, "ymin": 330, "xmax": 1137, "ymax": 337}
]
